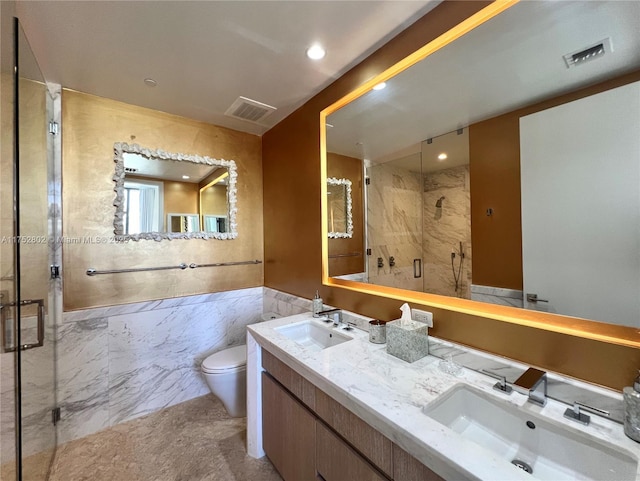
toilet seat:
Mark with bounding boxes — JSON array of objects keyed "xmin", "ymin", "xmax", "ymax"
[{"xmin": 202, "ymin": 345, "xmax": 246, "ymax": 374}]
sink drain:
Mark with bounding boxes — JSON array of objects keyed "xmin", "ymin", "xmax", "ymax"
[{"xmin": 511, "ymin": 459, "xmax": 533, "ymax": 474}]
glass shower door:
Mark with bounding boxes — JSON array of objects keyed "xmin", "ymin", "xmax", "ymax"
[
  {"xmin": 12, "ymin": 18, "xmax": 57, "ymax": 480},
  {"xmin": 364, "ymin": 152, "xmax": 424, "ymax": 292}
]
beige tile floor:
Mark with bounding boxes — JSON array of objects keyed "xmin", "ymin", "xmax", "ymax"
[{"xmin": 46, "ymin": 394, "xmax": 282, "ymax": 481}]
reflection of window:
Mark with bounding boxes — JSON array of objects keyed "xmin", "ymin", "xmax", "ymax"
[
  {"xmin": 203, "ymin": 215, "xmax": 227, "ymax": 233},
  {"xmin": 123, "ymin": 180, "xmax": 163, "ymax": 234}
]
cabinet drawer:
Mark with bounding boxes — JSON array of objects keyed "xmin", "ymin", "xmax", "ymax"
[
  {"xmin": 316, "ymin": 422, "xmax": 389, "ymax": 481},
  {"xmin": 315, "ymin": 388, "xmax": 393, "ymax": 477},
  {"xmin": 263, "ymin": 349, "xmax": 315, "ymax": 409},
  {"xmin": 393, "ymin": 444, "xmax": 445, "ymax": 481}
]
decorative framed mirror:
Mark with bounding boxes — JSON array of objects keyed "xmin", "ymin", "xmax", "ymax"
[
  {"xmin": 327, "ymin": 177, "xmax": 353, "ymax": 238},
  {"xmin": 113, "ymin": 142, "xmax": 238, "ymax": 241}
]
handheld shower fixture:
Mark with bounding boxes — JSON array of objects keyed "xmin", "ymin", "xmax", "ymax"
[{"xmin": 435, "ymin": 196, "xmax": 445, "ymax": 208}]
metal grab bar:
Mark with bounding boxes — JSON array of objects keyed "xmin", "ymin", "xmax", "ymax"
[
  {"xmin": 87, "ymin": 263, "xmax": 188, "ymax": 276},
  {"xmin": 86, "ymin": 260, "xmax": 262, "ymax": 276},
  {"xmin": 189, "ymin": 260, "xmax": 262, "ymax": 269},
  {"xmin": 328, "ymin": 252, "xmax": 362, "ymax": 259}
]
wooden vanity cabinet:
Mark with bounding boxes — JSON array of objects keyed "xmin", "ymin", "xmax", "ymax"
[
  {"xmin": 316, "ymin": 422, "xmax": 388, "ymax": 481},
  {"xmin": 393, "ymin": 445, "xmax": 445, "ymax": 481},
  {"xmin": 262, "ymin": 372, "xmax": 316, "ymax": 480},
  {"xmin": 261, "ymin": 349, "xmax": 444, "ymax": 481}
]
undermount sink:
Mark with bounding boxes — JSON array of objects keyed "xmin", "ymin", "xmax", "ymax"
[
  {"xmin": 423, "ymin": 384, "xmax": 637, "ymax": 481},
  {"xmin": 275, "ymin": 319, "xmax": 352, "ymax": 352}
]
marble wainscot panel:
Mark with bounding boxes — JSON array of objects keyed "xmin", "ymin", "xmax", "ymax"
[
  {"xmin": 470, "ymin": 284, "xmax": 524, "ymax": 308},
  {"xmin": 263, "ymin": 287, "xmax": 314, "ymax": 317},
  {"xmin": 0, "ymin": 351, "xmax": 15, "ymax": 467},
  {"xmin": 57, "ymin": 287, "xmax": 263, "ymax": 444},
  {"xmin": 20, "ymin": 319, "xmax": 56, "ymax": 458}
]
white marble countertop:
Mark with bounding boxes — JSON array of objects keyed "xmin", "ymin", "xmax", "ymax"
[{"xmin": 247, "ymin": 312, "xmax": 640, "ymax": 481}]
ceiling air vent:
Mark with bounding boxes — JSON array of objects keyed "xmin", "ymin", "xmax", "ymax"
[
  {"xmin": 563, "ymin": 38, "xmax": 612, "ymax": 68},
  {"xmin": 224, "ymin": 96, "xmax": 277, "ymax": 124}
]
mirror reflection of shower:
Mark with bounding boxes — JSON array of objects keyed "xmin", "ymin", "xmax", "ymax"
[{"xmin": 451, "ymin": 241, "xmax": 465, "ymax": 293}]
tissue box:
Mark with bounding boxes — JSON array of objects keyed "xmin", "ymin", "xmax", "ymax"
[{"xmin": 386, "ymin": 319, "xmax": 429, "ymax": 363}]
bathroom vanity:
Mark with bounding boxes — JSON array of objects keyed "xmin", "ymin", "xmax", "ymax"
[{"xmin": 247, "ymin": 314, "xmax": 640, "ymax": 480}]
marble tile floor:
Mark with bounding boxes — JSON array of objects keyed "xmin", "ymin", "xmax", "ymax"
[{"xmin": 48, "ymin": 394, "xmax": 282, "ymax": 481}]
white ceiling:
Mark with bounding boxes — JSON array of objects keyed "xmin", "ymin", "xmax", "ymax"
[
  {"xmin": 15, "ymin": 0, "xmax": 438, "ymax": 136},
  {"xmin": 327, "ymin": 0, "xmax": 640, "ymax": 162}
]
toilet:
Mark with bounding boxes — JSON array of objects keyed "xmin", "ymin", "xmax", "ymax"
[{"xmin": 201, "ymin": 345, "xmax": 247, "ymax": 417}]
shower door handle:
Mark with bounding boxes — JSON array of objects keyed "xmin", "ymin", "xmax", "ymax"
[
  {"xmin": 1, "ymin": 298, "xmax": 45, "ymax": 352},
  {"xmin": 413, "ymin": 258, "xmax": 422, "ymax": 278}
]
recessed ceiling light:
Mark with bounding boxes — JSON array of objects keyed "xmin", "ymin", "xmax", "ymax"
[
  {"xmin": 306, "ymin": 44, "xmax": 326, "ymax": 60},
  {"xmin": 143, "ymin": 78, "xmax": 157, "ymax": 87},
  {"xmin": 182, "ymin": 175, "xmax": 190, "ymax": 180},
  {"xmin": 372, "ymin": 82, "xmax": 386, "ymax": 91},
  {"xmin": 438, "ymin": 153, "xmax": 448, "ymax": 161}
]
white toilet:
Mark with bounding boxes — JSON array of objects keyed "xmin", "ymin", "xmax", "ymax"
[{"xmin": 201, "ymin": 345, "xmax": 247, "ymax": 417}]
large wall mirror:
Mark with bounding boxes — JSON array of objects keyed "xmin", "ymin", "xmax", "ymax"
[
  {"xmin": 322, "ymin": 0, "xmax": 640, "ymax": 337},
  {"xmin": 113, "ymin": 142, "xmax": 238, "ymax": 241}
]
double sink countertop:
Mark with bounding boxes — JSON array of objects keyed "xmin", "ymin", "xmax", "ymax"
[{"xmin": 247, "ymin": 312, "xmax": 640, "ymax": 481}]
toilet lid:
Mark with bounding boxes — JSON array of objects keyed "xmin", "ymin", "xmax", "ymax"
[{"xmin": 202, "ymin": 345, "xmax": 246, "ymax": 373}]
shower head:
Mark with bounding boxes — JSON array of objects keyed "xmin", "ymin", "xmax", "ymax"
[{"xmin": 435, "ymin": 196, "xmax": 445, "ymax": 208}]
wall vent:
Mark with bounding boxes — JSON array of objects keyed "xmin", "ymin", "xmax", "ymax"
[
  {"xmin": 224, "ymin": 96, "xmax": 277, "ymax": 123},
  {"xmin": 563, "ymin": 38, "xmax": 612, "ymax": 68}
]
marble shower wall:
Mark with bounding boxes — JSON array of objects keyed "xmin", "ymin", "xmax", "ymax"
[
  {"xmin": 423, "ymin": 165, "xmax": 472, "ymax": 298},
  {"xmin": 56, "ymin": 287, "xmax": 263, "ymax": 444},
  {"xmin": 366, "ymin": 160, "xmax": 423, "ymax": 291}
]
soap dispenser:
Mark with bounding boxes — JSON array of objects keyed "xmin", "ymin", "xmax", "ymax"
[
  {"xmin": 624, "ymin": 370, "xmax": 640, "ymax": 443},
  {"xmin": 312, "ymin": 291, "xmax": 323, "ymax": 318}
]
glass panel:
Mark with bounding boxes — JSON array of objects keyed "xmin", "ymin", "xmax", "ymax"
[
  {"xmin": 17, "ymin": 19, "xmax": 56, "ymax": 480},
  {"xmin": 0, "ymin": 5, "xmax": 18, "ymax": 479},
  {"xmin": 421, "ymin": 129, "xmax": 471, "ymax": 298},
  {"xmin": 365, "ymin": 152, "xmax": 423, "ymax": 291}
]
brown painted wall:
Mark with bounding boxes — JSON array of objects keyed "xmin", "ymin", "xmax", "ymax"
[
  {"xmin": 262, "ymin": 1, "xmax": 640, "ymax": 391},
  {"xmin": 470, "ymin": 69, "xmax": 640, "ymax": 290},
  {"xmin": 327, "ymin": 152, "xmax": 364, "ymax": 277},
  {"xmin": 62, "ymin": 89, "xmax": 263, "ymax": 310},
  {"xmin": 163, "ymin": 180, "xmax": 199, "ymax": 218}
]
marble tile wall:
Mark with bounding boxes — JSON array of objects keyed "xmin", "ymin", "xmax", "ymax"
[
  {"xmin": 56, "ymin": 287, "xmax": 263, "ymax": 444},
  {"xmin": 470, "ymin": 284, "xmax": 524, "ymax": 308},
  {"xmin": 423, "ymin": 165, "xmax": 472, "ymax": 298},
  {"xmin": 263, "ymin": 287, "xmax": 312, "ymax": 318},
  {"xmin": 366, "ymin": 162, "xmax": 423, "ymax": 291}
]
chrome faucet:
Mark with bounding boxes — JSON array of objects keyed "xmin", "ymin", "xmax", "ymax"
[
  {"xmin": 513, "ymin": 367, "xmax": 547, "ymax": 407},
  {"xmin": 481, "ymin": 369, "xmax": 513, "ymax": 394},
  {"xmin": 563, "ymin": 401, "xmax": 610, "ymax": 426},
  {"xmin": 317, "ymin": 308, "xmax": 343, "ymax": 327}
]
